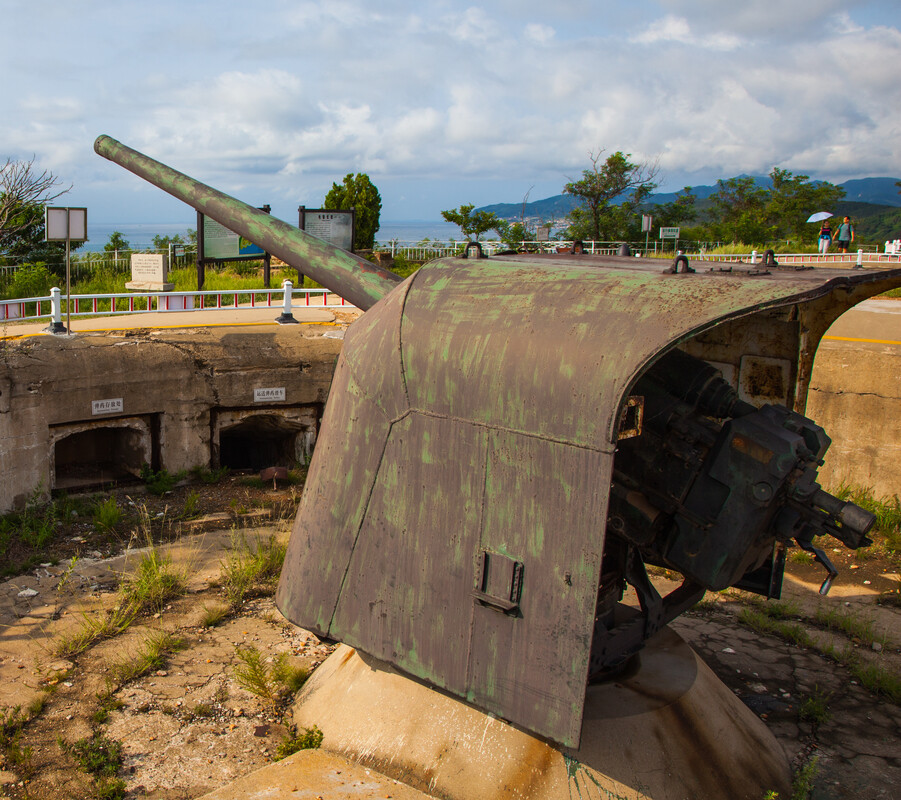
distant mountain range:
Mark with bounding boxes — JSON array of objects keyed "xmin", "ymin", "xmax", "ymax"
[{"xmin": 478, "ymin": 176, "xmax": 901, "ymax": 222}]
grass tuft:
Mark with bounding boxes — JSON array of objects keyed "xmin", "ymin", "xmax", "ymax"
[
  {"xmin": 66, "ymin": 730, "xmax": 123, "ymax": 777},
  {"xmin": 110, "ymin": 629, "xmax": 184, "ymax": 684},
  {"xmin": 737, "ymin": 607, "xmax": 811, "ymax": 647},
  {"xmin": 220, "ymin": 534, "xmax": 286, "ymax": 605},
  {"xmin": 120, "ymin": 542, "xmax": 186, "ymax": 616},
  {"xmin": 812, "ymin": 607, "xmax": 880, "ymax": 647},
  {"xmin": 275, "ymin": 725, "xmax": 323, "ymax": 760},
  {"xmin": 798, "ymin": 686, "xmax": 832, "ymax": 728},
  {"xmin": 92, "ymin": 496, "xmax": 123, "ymax": 532},
  {"xmin": 232, "ymin": 645, "xmax": 308, "ymax": 706},
  {"xmin": 199, "ymin": 602, "xmax": 231, "ymax": 628}
]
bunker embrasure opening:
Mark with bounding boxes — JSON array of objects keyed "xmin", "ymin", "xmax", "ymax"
[{"xmin": 52, "ymin": 420, "xmax": 152, "ymax": 490}]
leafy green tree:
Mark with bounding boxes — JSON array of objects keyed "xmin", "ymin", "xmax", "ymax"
[
  {"xmin": 708, "ymin": 170, "xmax": 844, "ymax": 245},
  {"xmin": 323, "ymin": 173, "xmax": 382, "ymax": 250},
  {"xmin": 441, "ymin": 204, "xmax": 505, "ymax": 241},
  {"xmin": 498, "ymin": 221, "xmax": 536, "ymax": 249},
  {"xmin": 103, "ymin": 231, "xmax": 130, "ymax": 253},
  {"xmin": 764, "ymin": 168, "xmax": 844, "ymax": 243},
  {"xmin": 650, "ymin": 187, "xmax": 698, "ymax": 229},
  {"xmin": 708, "ymin": 177, "xmax": 769, "ymax": 244},
  {"xmin": 563, "ymin": 150, "xmax": 659, "ymax": 241},
  {"xmin": 152, "ymin": 232, "xmax": 185, "ymax": 251}
]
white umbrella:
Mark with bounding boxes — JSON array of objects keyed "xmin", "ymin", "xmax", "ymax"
[{"xmin": 806, "ymin": 211, "xmax": 833, "ymax": 223}]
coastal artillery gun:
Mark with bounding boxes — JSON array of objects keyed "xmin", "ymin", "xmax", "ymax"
[{"xmin": 95, "ymin": 135, "xmax": 901, "ymax": 749}]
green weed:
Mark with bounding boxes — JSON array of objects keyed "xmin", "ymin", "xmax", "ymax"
[
  {"xmin": 737, "ymin": 607, "xmax": 811, "ymax": 647},
  {"xmin": 220, "ymin": 534, "xmax": 286, "ymax": 605},
  {"xmin": 812, "ymin": 606, "xmax": 880, "ymax": 646},
  {"xmin": 788, "ymin": 549, "xmax": 814, "ymax": 565},
  {"xmin": 53, "ymin": 605, "xmax": 136, "ymax": 658},
  {"xmin": 182, "ymin": 489, "xmax": 201, "ymax": 519},
  {"xmin": 140, "ymin": 464, "xmax": 184, "ymax": 496},
  {"xmin": 67, "ymin": 730, "xmax": 123, "ymax": 777},
  {"xmin": 120, "ymin": 541, "xmax": 186, "ymax": 616},
  {"xmin": 798, "ymin": 687, "xmax": 832, "ymax": 728},
  {"xmin": 275, "ymin": 725, "xmax": 323, "ymax": 760},
  {"xmin": 190, "ymin": 465, "xmax": 230, "ymax": 484},
  {"xmin": 199, "ymin": 602, "xmax": 231, "ymax": 628},
  {"xmin": 850, "ymin": 659, "xmax": 901, "ymax": 703},
  {"xmin": 790, "ymin": 756, "xmax": 819, "ymax": 800},
  {"xmin": 110, "ymin": 629, "xmax": 183, "ymax": 684},
  {"xmin": 232, "ymin": 645, "xmax": 308, "ymax": 706},
  {"xmin": 95, "ymin": 778, "xmax": 127, "ymax": 800},
  {"xmin": 92, "ymin": 496, "xmax": 123, "ymax": 531},
  {"xmin": 91, "ymin": 693, "xmax": 125, "ymax": 726}
]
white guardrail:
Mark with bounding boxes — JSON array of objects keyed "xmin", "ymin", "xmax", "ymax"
[
  {"xmin": 3, "ymin": 248, "xmax": 900, "ymax": 327},
  {"xmin": 0, "ymin": 281, "xmax": 346, "ymax": 325}
]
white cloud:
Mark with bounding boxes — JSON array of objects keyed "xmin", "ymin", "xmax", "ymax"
[
  {"xmin": 631, "ymin": 14, "xmax": 740, "ymax": 49},
  {"xmin": 1, "ymin": 0, "xmax": 899, "ymax": 220},
  {"xmin": 524, "ymin": 23, "xmax": 556, "ymax": 44}
]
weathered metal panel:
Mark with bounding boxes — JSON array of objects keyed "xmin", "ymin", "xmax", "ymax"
[
  {"xmin": 274, "ymin": 354, "xmax": 393, "ymax": 635},
  {"xmin": 466, "ymin": 430, "xmax": 610, "ymax": 746},
  {"xmin": 330, "ymin": 413, "xmax": 486, "ymax": 690}
]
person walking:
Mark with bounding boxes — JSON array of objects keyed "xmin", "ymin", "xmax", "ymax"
[
  {"xmin": 818, "ymin": 221, "xmax": 833, "ymax": 255},
  {"xmin": 835, "ymin": 216, "xmax": 854, "ymax": 253}
]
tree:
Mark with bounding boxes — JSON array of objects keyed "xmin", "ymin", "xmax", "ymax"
[
  {"xmin": 104, "ymin": 231, "xmax": 130, "ymax": 253},
  {"xmin": 764, "ymin": 168, "xmax": 844, "ymax": 243},
  {"xmin": 650, "ymin": 187, "xmax": 698, "ymax": 229},
  {"xmin": 440, "ymin": 204, "xmax": 505, "ymax": 241},
  {"xmin": 0, "ymin": 157, "xmax": 70, "ymax": 253},
  {"xmin": 708, "ymin": 170, "xmax": 845, "ymax": 245},
  {"xmin": 708, "ymin": 176, "xmax": 770, "ymax": 244},
  {"xmin": 563, "ymin": 149, "xmax": 659, "ymax": 242},
  {"xmin": 323, "ymin": 173, "xmax": 382, "ymax": 250},
  {"xmin": 152, "ymin": 232, "xmax": 185, "ymax": 251}
]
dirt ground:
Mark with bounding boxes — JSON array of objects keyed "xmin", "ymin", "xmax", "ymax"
[{"xmin": 0, "ymin": 474, "xmax": 898, "ymax": 799}]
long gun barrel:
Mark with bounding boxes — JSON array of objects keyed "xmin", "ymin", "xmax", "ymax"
[{"xmin": 94, "ymin": 135, "xmax": 401, "ymax": 311}]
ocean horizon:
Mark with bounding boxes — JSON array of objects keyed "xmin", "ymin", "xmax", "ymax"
[{"xmin": 83, "ymin": 220, "xmax": 464, "ymax": 252}]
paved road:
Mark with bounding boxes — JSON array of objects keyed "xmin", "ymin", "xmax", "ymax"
[
  {"xmin": 0, "ymin": 304, "xmax": 348, "ymax": 339},
  {"xmin": 823, "ymin": 297, "xmax": 901, "ymax": 352}
]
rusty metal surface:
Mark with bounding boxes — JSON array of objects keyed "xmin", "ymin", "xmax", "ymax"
[
  {"xmin": 277, "ymin": 255, "xmax": 901, "ymax": 747},
  {"xmin": 93, "ymin": 135, "xmax": 400, "ymax": 311}
]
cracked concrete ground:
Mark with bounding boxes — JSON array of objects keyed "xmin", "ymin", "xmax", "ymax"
[{"xmin": 0, "ymin": 523, "xmax": 897, "ymax": 798}]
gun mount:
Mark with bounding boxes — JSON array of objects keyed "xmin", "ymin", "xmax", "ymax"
[{"xmin": 95, "ymin": 136, "xmax": 901, "ymax": 749}]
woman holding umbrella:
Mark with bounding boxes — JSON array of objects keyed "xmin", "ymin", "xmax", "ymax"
[{"xmin": 818, "ymin": 220, "xmax": 833, "ymax": 254}]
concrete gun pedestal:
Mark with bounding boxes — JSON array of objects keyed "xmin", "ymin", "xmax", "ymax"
[{"xmin": 202, "ymin": 627, "xmax": 791, "ymax": 799}]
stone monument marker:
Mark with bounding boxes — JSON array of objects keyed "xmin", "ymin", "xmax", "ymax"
[{"xmin": 126, "ymin": 253, "xmax": 174, "ymax": 291}]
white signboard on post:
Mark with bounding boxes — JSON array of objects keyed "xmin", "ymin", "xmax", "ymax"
[
  {"xmin": 298, "ymin": 208, "xmax": 354, "ymax": 252},
  {"xmin": 659, "ymin": 227, "xmax": 680, "ymax": 239}
]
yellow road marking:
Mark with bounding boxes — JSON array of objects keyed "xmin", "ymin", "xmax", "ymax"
[
  {"xmin": 823, "ymin": 335, "xmax": 901, "ymax": 346},
  {"xmin": 0, "ymin": 318, "xmax": 341, "ymax": 341}
]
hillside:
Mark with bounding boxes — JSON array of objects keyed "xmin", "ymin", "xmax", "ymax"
[{"xmin": 479, "ymin": 176, "xmax": 901, "ymax": 227}]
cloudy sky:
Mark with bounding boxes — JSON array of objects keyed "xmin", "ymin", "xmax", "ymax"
[{"xmin": 2, "ymin": 0, "xmax": 900, "ymax": 225}]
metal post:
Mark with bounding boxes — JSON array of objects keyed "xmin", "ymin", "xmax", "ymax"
[
  {"xmin": 751, "ymin": 250, "xmax": 758, "ymax": 264},
  {"xmin": 276, "ymin": 279, "xmax": 299, "ymax": 324},
  {"xmin": 855, "ymin": 249, "xmax": 863, "ymax": 269},
  {"xmin": 44, "ymin": 286, "xmax": 67, "ymax": 335},
  {"xmin": 65, "ymin": 214, "xmax": 72, "ymax": 336}
]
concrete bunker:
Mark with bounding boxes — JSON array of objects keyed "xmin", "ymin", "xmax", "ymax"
[
  {"xmin": 213, "ymin": 408, "xmax": 318, "ymax": 471},
  {"xmin": 51, "ymin": 416, "xmax": 155, "ymax": 491}
]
